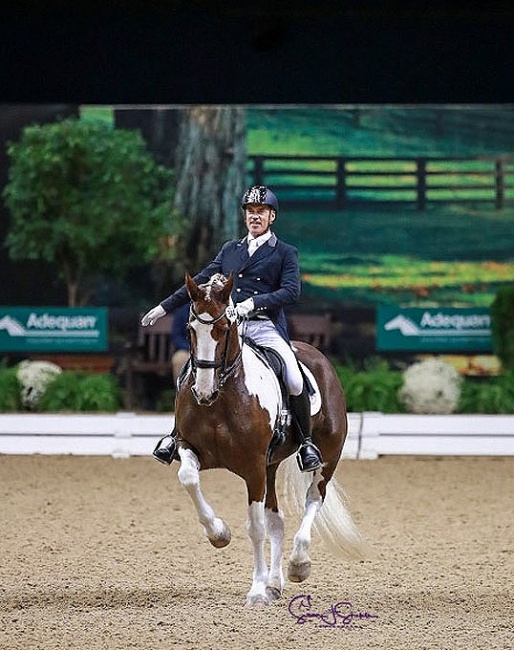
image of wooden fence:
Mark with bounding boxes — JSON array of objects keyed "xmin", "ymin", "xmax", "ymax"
[{"xmin": 248, "ymin": 154, "xmax": 514, "ymax": 210}]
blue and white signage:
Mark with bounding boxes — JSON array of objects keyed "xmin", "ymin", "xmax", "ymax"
[
  {"xmin": 0, "ymin": 307, "xmax": 108, "ymax": 352},
  {"xmin": 377, "ymin": 307, "xmax": 492, "ymax": 352}
]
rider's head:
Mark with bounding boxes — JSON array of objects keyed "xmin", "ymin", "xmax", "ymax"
[{"xmin": 240, "ymin": 185, "xmax": 278, "ymax": 237}]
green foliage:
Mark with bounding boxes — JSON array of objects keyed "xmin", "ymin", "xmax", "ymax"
[
  {"xmin": 333, "ymin": 360, "xmax": 404, "ymax": 413},
  {"xmin": 333, "ymin": 359, "xmax": 514, "ymax": 414},
  {"xmin": 3, "ymin": 117, "xmax": 182, "ymax": 305},
  {"xmin": 155, "ymin": 388, "xmax": 176, "ymax": 413},
  {"xmin": 78, "ymin": 374, "xmax": 122, "ymax": 412},
  {"xmin": 0, "ymin": 366, "xmax": 22, "ymax": 412},
  {"xmin": 490, "ymin": 285, "xmax": 514, "ymax": 371},
  {"xmin": 38, "ymin": 372, "xmax": 122, "ymax": 412},
  {"xmin": 38, "ymin": 372, "xmax": 82, "ymax": 411},
  {"xmin": 458, "ymin": 372, "xmax": 514, "ymax": 414}
]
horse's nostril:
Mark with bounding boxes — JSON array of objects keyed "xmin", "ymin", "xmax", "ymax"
[{"xmin": 192, "ymin": 386, "xmax": 219, "ymax": 406}]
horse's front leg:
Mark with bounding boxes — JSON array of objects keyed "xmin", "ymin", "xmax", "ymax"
[
  {"xmin": 245, "ymin": 464, "xmax": 283, "ymax": 607},
  {"xmin": 288, "ymin": 470, "xmax": 323, "ymax": 583},
  {"xmin": 177, "ymin": 447, "xmax": 231, "ymax": 548},
  {"xmin": 245, "ymin": 499, "xmax": 269, "ymax": 606},
  {"xmin": 264, "ymin": 463, "xmax": 285, "ymax": 602}
]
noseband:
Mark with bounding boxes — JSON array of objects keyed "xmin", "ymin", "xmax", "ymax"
[{"xmin": 188, "ymin": 304, "xmax": 242, "ymax": 404}]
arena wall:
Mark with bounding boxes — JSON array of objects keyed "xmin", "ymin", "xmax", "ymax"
[{"xmin": 1, "ymin": 412, "xmax": 513, "ymax": 458}]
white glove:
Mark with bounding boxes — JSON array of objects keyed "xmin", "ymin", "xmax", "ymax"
[
  {"xmin": 235, "ymin": 298, "xmax": 254, "ymax": 319},
  {"xmin": 141, "ymin": 305, "xmax": 166, "ymax": 326}
]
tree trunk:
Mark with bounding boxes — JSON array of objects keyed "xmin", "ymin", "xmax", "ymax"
[{"xmin": 173, "ymin": 107, "xmax": 246, "ymax": 273}]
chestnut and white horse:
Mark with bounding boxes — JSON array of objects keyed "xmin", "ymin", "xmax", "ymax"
[{"xmin": 172, "ymin": 272, "xmax": 366, "ymax": 606}]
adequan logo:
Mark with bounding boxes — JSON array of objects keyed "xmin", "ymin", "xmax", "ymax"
[
  {"xmin": 377, "ymin": 306, "xmax": 493, "ymax": 352},
  {"xmin": 0, "ymin": 313, "xmax": 99, "ymax": 337},
  {"xmin": 0, "ymin": 307, "xmax": 107, "ymax": 352},
  {"xmin": 384, "ymin": 311, "xmax": 491, "ymax": 337},
  {"xmin": 0, "ymin": 315, "xmax": 26, "ymax": 336},
  {"xmin": 384, "ymin": 315, "xmax": 420, "ymax": 336}
]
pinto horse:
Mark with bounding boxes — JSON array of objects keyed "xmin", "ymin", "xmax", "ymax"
[{"xmin": 173, "ymin": 272, "xmax": 366, "ymax": 606}]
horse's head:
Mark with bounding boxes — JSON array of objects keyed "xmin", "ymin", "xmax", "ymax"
[{"xmin": 185, "ymin": 272, "xmax": 240, "ymax": 405}]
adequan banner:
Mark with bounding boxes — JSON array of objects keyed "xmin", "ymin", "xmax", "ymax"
[
  {"xmin": 377, "ymin": 306, "xmax": 492, "ymax": 352},
  {"xmin": 0, "ymin": 307, "xmax": 108, "ymax": 352}
]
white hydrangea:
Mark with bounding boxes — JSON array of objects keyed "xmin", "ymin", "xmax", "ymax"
[
  {"xmin": 16, "ymin": 360, "xmax": 62, "ymax": 410},
  {"xmin": 399, "ymin": 357, "xmax": 462, "ymax": 414}
]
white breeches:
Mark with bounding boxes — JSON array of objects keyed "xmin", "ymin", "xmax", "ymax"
[{"xmin": 240, "ymin": 319, "xmax": 303, "ymax": 396}]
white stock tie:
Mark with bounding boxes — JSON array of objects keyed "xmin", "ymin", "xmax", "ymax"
[{"xmin": 248, "ymin": 239, "xmax": 259, "ymax": 257}]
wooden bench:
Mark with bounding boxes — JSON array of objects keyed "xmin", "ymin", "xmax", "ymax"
[
  {"xmin": 288, "ymin": 312, "xmax": 332, "ymax": 352},
  {"xmin": 123, "ymin": 314, "xmax": 175, "ymax": 410}
]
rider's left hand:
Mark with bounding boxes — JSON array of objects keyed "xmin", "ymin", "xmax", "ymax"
[{"xmin": 235, "ymin": 298, "xmax": 254, "ymax": 319}]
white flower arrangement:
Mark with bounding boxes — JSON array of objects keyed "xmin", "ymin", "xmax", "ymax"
[
  {"xmin": 398, "ymin": 357, "xmax": 462, "ymax": 414},
  {"xmin": 16, "ymin": 360, "xmax": 62, "ymax": 410}
]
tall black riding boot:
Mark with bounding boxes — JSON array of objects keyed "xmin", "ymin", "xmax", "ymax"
[
  {"xmin": 289, "ymin": 386, "xmax": 323, "ymax": 472},
  {"xmin": 152, "ymin": 429, "xmax": 179, "ymax": 465}
]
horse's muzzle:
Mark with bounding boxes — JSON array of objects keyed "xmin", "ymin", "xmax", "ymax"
[{"xmin": 191, "ymin": 385, "xmax": 219, "ymax": 406}]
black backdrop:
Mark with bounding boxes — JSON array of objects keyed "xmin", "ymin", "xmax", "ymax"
[
  {"xmin": 1, "ymin": 0, "xmax": 513, "ymax": 309},
  {"xmin": 1, "ymin": 1, "xmax": 513, "ymax": 105}
]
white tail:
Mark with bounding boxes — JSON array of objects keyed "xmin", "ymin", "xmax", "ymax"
[{"xmin": 278, "ymin": 456, "xmax": 370, "ymax": 560}]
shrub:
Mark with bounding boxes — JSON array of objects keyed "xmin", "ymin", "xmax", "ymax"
[
  {"xmin": 16, "ymin": 360, "xmax": 62, "ymax": 410},
  {"xmin": 0, "ymin": 366, "xmax": 22, "ymax": 412},
  {"xmin": 38, "ymin": 372, "xmax": 82, "ymax": 412},
  {"xmin": 78, "ymin": 374, "xmax": 122, "ymax": 412},
  {"xmin": 458, "ymin": 372, "xmax": 514, "ymax": 414},
  {"xmin": 399, "ymin": 358, "xmax": 462, "ymax": 414},
  {"xmin": 334, "ymin": 360, "xmax": 404, "ymax": 413},
  {"xmin": 490, "ymin": 285, "xmax": 514, "ymax": 372},
  {"xmin": 38, "ymin": 372, "xmax": 122, "ymax": 412},
  {"xmin": 155, "ymin": 388, "xmax": 176, "ymax": 413}
]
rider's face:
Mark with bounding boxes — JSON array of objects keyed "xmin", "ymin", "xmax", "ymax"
[{"xmin": 244, "ymin": 204, "xmax": 276, "ymax": 238}]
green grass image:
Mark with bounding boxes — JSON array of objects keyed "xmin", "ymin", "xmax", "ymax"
[{"xmin": 247, "ymin": 107, "xmax": 514, "ymax": 308}]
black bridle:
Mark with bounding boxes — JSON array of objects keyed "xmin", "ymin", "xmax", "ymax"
[{"xmin": 188, "ymin": 304, "xmax": 243, "ymax": 404}]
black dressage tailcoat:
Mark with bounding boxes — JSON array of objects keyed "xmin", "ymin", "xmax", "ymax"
[{"xmin": 160, "ymin": 233, "xmax": 300, "ymax": 340}]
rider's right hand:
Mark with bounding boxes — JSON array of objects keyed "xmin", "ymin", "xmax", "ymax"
[{"xmin": 141, "ymin": 305, "xmax": 166, "ymax": 327}]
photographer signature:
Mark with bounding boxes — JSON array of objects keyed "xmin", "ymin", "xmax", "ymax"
[{"xmin": 288, "ymin": 594, "xmax": 378, "ymax": 628}]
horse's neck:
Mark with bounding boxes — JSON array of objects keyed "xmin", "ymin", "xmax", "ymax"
[{"xmin": 226, "ymin": 325, "xmax": 242, "ymax": 365}]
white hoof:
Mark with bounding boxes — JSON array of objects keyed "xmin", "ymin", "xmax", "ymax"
[
  {"xmin": 245, "ymin": 593, "xmax": 270, "ymax": 607},
  {"xmin": 207, "ymin": 519, "xmax": 231, "ymax": 548}
]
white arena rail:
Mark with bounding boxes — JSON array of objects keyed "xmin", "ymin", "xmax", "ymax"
[{"xmin": 1, "ymin": 412, "xmax": 513, "ymax": 459}]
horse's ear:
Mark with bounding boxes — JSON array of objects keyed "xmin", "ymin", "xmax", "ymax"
[
  {"xmin": 219, "ymin": 272, "xmax": 234, "ymax": 304},
  {"xmin": 185, "ymin": 272, "xmax": 200, "ymax": 301}
]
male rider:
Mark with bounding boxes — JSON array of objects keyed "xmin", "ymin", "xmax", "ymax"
[{"xmin": 142, "ymin": 185, "xmax": 323, "ymax": 472}]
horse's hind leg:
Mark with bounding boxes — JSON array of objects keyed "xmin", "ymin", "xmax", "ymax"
[
  {"xmin": 177, "ymin": 447, "xmax": 231, "ymax": 548},
  {"xmin": 288, "ymin": 470, "xmax": 323, "ymax": 583}
]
